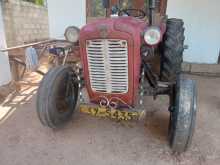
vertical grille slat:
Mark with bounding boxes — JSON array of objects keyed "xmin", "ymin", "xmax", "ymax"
[{"xmin": 86, "ymin": 39, "xmax": 128, "ymax": 94}]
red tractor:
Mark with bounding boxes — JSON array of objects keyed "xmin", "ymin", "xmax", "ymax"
[{"xmin": 37, "ymin": 0, "xmax": 197, "ymax": 153}]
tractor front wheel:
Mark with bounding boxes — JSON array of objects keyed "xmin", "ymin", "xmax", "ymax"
[
  {"xmin": 169, "ymin": 75, "xmax": 197, "ymax": 153},
  {"xmin": 36, "ymin": 66, "xmax": 79, "ymax": 128}
]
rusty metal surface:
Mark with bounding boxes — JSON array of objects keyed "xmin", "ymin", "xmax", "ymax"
[
  {"xmin": 80, "ymin": 104, "xmax": 143, "ymax": 121},
  {"xmin": 0, "ymin": 39, "xmax": 72, "ymax": 53}
]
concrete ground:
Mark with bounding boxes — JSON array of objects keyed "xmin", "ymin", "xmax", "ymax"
[{"xmin": 0, "ymin": 75, "xmax": 220, "ymax": 165}]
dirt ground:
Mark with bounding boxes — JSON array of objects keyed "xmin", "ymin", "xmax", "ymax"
[{"xmin": 0, "ymin": 74, "xmax": 220, "ymax": 165}]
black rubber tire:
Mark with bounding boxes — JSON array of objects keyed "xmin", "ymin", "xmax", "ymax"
[
  {"xmin": 161, "ymin": 18, "xmax": 185, "ymax": 82},
  {"xmin": 36, "ymin": 66, "xmax": 78, "ymax": 128},
  {"xmin": 169, "ymin": 75, "xmax": 197, "ymax": 153}
]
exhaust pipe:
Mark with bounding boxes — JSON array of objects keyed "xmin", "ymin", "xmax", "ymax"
[
  {"xmin": 149, "ymin": 0, "xmax": 161, "ymax": 25},
  {"xmin": 149, "ymin": 0, "xmax": 156, "ymax": 25}
]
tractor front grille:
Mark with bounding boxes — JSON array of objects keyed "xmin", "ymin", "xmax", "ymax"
[{"xmin": 86, "ymin": 39, "xmax": 128, "ymax": 94}]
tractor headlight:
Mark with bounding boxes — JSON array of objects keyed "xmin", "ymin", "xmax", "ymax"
[
  {"xmin": 64, "ymin": 26, "xmax": 80, "ymax": 43},
  {"xmin": 144, "ymin": 27, "xmax": 161, "ymax": 46}
]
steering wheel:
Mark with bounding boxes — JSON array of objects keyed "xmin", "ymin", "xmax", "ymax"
[{"xmin": 118, "ymin": 9, "xmax": 146, "ymax": 19}]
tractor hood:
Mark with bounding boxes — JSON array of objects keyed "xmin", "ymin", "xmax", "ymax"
[{"xmin": 80, "ymin": 17, "xmax": 148, "ymax": 41}]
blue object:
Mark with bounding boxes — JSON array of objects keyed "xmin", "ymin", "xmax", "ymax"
[{"xmin": 25, "ymin": 47, "xmax": 39, "ymax": 71}]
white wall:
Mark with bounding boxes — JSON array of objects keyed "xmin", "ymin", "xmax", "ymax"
[
  {"xmin": 0, "ymin": 2, "xmax": 11, "ymax": 86},
  {"xmin": 167, "ymin": 0, "xmax": 220, "ymax": 64},
  {"xmin": 47, "ymin": 0, "xmax": 220, "ymax": 64},
  {"xmin": 47, "ymin": 0, "xmax": 86, "ymax": 39}
]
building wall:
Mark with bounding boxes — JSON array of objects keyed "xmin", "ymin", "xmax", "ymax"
[
  {"xmin": 167, "ymin": 0, "xmax": 220, "ymax": 64},
  {"xmin": 47, "ymin": 0, "xmax": 86, "ymax": 39},
  {"xmin": 0, "ymin": 1, "xmax": 11, "ymax": 86},
  {"xmin": 1, "ymin": 0, "xmax": 49, "ymax": 47},
  {"xmin": 47, "ymin": 0, "xmax": 220, "ymax": 64}
]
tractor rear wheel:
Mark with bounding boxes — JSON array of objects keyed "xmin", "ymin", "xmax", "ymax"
[
  {"xmin": 36, "ymin": 66, "xmax": 78, "ymax": 128},
  {"xmin": 169, "ymin": 75, "xmax": 197, "ymax": 153},
  {"xmin": 161, "ymin": 18, "xmax": 185, "ymax": 82}
]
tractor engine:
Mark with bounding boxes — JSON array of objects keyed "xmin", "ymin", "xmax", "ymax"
[{"xmin": 79, "ymin": 17, "xmax": 147, "ymax": 106}]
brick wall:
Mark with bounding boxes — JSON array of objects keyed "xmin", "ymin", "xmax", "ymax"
[{"xmin": 1, "ymin": 0, "xmax": 49, "ymax": 47}]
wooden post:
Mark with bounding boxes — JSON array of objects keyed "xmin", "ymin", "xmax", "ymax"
[
  {"xmin": 160, "ymin": 0, "xmax": 168, "ymax": 15},
  {"xmin": 110, "ymin": 0, "xmax": 118, "ymax": 6},
  {"xmin": 86, "ymin": 0, "xmax": 91, "ymax": 22},
  {"xmin": 133, "ymin": 0, "xmax": 145, "ymax": 10}
]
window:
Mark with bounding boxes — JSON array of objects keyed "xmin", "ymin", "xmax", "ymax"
[
  {"xmin": 86, "ymin": 0, "xmax": 149, "ymax": 22},
  {"xmin": 86, "ymin": 0, "xmax": 106, "ymax": 22}
]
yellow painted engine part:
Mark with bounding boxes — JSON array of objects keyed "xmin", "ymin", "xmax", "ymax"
[{"xmin": 80, "ymin": 104, "xmax": 143, "ymax": 121}]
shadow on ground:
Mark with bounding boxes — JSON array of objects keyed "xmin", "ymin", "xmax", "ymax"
[
  {"xmin": 0, "ymin": 75, "xmax": 220, "ymax": 165},
  {"xmin": 0, "ymin": 72, "xmax": 42, "ymax": 124}
]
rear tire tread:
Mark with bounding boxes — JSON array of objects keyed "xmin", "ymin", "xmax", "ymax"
[{"xmin": 161, "ymin": 18, "xmax": 185, "ymax": 82}]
